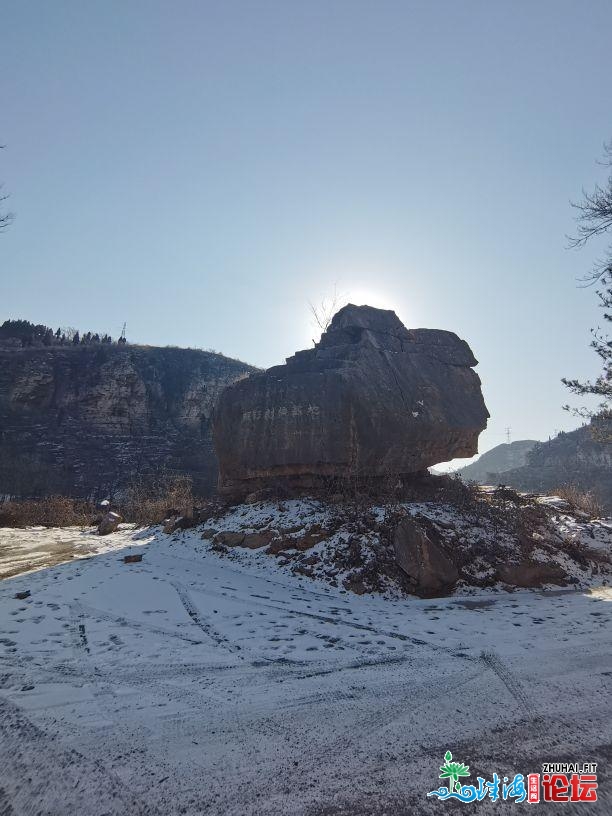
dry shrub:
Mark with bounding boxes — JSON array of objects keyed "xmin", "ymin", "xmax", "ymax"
[
  {"xmin": 554, "ymin": 484, "xmax": 605, "ymax": 518},
  {"xmin": 425, "ymin": 476, "xmax": 553, "ymax": 545},
  {"xmin": 120, "ymin": 473, "xmax": 194, "ymax": 526},
  {"xmin": 0, "ymin": 496, "xmax": 95, "ymax": 528},
  {"xmin": 431, "ymin": 473, "xmax": 483, "ymax": 511}
]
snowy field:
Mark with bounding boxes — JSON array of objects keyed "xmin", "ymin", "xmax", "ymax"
[{"xmin": 1, "ymin": 515, "xmax": 611, "ymax": 815}]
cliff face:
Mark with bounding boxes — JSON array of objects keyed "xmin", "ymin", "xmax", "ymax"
[{"xmin": 0, "ymin": 344, "xmax": 255, "ymax": 498}]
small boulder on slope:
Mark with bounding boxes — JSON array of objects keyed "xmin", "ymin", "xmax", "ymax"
[
  {"xmin": 98, "ymin": 511, "xmax": 123, "ymax": 536},
  {"xmin": 393, "ymin": 516, "xmax": 459, "ymax": 593}
]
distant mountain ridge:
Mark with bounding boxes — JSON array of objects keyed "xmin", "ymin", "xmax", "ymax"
[
  {"xmin": 458, "ymin": 424, "xmax": 612, "ymax": 512},
  {"xmin": 456, "ymin": 440, "xmax": 537, "ymax": 483}
]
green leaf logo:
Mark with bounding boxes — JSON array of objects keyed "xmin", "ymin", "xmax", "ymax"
[{"xmin": 439, "ymin": 750, "xmax": 471, "ymax": 793}]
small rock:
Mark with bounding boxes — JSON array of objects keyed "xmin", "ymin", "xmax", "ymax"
[
  {"xmin": 163, "ymin": 515, "xmax": 195, "ymax": 534},
  {"xmin": 295, "ymin": 530, "xmax": 326, "ymax": 550},
  {"xmin": 267, "ymin": 539, "xmax": 294, "ymax": 555},
  {"xmin": 278, "ymin": 524, "xmax": 304, "ymax": 535},
  {"xmin": 242, "ymin": 530, "xmax": 277, "ymax": 549},
  {"xmin": 14, "ymin": 590, "xmax": 31, "ymax": 600},
  {"xmin": 244, "ymin": 488, "xmax": 276, "ymax": 504},
  {"xmin": 123, "ymin": 553, "xmax": 143, "ymax": 564},
  {"xmin": 213, "ymin": 531, "xmax": 246, "ymax": 547},
  {"xmin": 98, "ymin": 511, "xmax": 123, "ymax": 536},
  {"xmin": 163, "ymin": 515, "xmax": 182, "ymax": 534},
  {"xmin": 266, "ymin": 529, "xmax": 326, "ymax": 555},
  {"xmin": 499, "ymin": 562, "xmax": 567, "ymax": 588},
  {"xmin": 343, "ymin": 576, "xmax": 368, "ymax": 595},
  {"xmin": 200, "ymin": 528, "xmax": 219, "ymax": 540}
]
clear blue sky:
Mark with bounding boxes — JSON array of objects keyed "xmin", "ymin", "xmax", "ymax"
[{"xmin": 2, "ymin": 0, "xmax": 611, "ymax": 463}]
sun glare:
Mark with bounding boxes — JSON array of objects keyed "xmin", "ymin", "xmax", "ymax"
[{"xmin": 344, "ymin": 287, "xmax": 397, "ymax": 312}]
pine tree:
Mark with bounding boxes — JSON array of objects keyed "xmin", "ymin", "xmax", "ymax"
[{"xmin": 563, "ymin": 141, "xmax": 612, "ymax": 440}]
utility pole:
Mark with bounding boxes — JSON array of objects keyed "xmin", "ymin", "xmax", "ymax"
[{"xmin": 505, "ymin": 427, "xmax": 511, "ymax": 445}]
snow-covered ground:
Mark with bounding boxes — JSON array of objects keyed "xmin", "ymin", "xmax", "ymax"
[
  {"xmin": 1, "ymin": 510, "xmax": 611, "ymax": 814},
  {"xmin": 0, "ymin": 524, "xmax": 135, "ymax": 580}
]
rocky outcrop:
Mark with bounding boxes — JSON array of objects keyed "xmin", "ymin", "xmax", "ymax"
[
  {"xmin": 0, "ymin": 344, "xmax": 254, "ymax": 499},
  {"xmin": 213, "ymin": 304, "xmax": 488, "ymax": 496}
]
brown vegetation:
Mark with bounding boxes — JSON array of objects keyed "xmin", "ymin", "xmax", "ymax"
[
  {"xmin": 554, "ymin": 484, "xmax": 605, "ymax": 518},
  {"xmin": 0, "ymin": 496, "xmax": 95, "ymax": 528},
  {"xmin": 115, "ymin": 473, "xmax": 195, "ymax": 526},
  {"xmin": 0, "ymin": 473, "xmax": 196, "ymax": 529}
]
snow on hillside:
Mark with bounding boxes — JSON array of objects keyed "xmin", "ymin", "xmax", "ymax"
[
  {"xmin": 193, "ymin": 497, "xmax": 612, "ymax": 595},
  {"xmin": 0, "ymin": 502, "xmax": 611, "ymax": 814}
]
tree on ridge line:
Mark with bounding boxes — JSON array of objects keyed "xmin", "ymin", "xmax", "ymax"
[{"xmin": 563, "ymin": 140, "xmax": 612, "ymax": 440}]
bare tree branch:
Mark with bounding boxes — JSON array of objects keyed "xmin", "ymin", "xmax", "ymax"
[
  {"xmin": 0, "ymin": 145, "xmax": 14, "ymax": 233},
  {"xmin": 308, "ymin": 283, "xmax": 346, "ymax": 337}
]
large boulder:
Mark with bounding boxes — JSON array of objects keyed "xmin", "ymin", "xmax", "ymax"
[{"xmin": 213, "ymin": 304, "xmax": 488, "ymax": 496}]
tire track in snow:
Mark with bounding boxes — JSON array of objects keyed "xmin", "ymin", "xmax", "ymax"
[
  {"xmin": 261, "ymin": 661, "xmax": 486, "ymax": 781},
  {"xmin": 152, "ymin": 553, "xmax": 469, "ymax": 660},
  {"xmin": 69, "ymin": 603, "xmax": 122, "ymax": 709},
  {"xmin": 70, "ymin": 603, "xmax": 90, "ymax": 653},
  {"xmin": 480, "ymin": 649, "xmax": 532, "ymax": 713},
  {"xmin": 169, "ymin": 580, "xmax": 244, "ymax": 657},
  {"xmin": 75, "ymin": 601, "xmax": 204, "ymax": 644}
]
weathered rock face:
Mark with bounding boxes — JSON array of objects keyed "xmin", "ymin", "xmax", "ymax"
[
  {"xmin": 214, "ymin": 304, "xmax": 489, "ymax": 495},
  {"xmin": 0, "ymin": 345, "xmax": 254, "ymax": 499},
  {"xmin": 393, "ymin": 517, "xmax": 459, "ymax": 592}
]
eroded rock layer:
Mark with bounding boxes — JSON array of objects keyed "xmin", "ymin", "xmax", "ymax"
[
  {"xmin": 214, "ymin": 304, "xmax": 489, "ymax": 496},
  {"xmin": 0, "ymin": 345, "xmax": 254, "ymax": 498}
]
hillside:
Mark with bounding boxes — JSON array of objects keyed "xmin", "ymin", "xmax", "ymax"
[
  {"xmin": 498, "ymin": 423, "xmax": 612, "ymax": 510},
  {"xmin": 0, "ymin": 343, "xmax": 255, "ymax": 499},
  {"xmin": 456, "ymin": 439, "xmax": 537, "ymax": 482}
]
